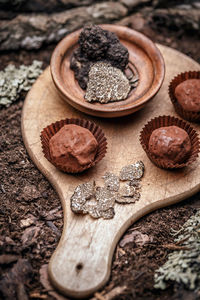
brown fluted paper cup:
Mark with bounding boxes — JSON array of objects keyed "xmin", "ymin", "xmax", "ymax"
[
  {"xmin": 41, "ymin": 118, "xmax": 107, "ymax": 173},
  {"xmin": 169, "ymin": 71, "xmax": 200, "ymax": 122},
  {"xmin": 140, "ymin": 115, "xmax": 200, "ymax": 169}
]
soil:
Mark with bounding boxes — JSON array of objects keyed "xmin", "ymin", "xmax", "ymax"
[{"xmin": 0, "ymin": 20, "xmax": 200, "ymax": 300}]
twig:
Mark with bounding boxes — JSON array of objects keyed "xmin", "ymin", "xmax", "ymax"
[
  {"xmin": 94, "ymin": 292, "xmax": 106, "ymax": 300},
  {"xmin": 162, "ymin": 244, "xmax": 191, "ymax": 250}
]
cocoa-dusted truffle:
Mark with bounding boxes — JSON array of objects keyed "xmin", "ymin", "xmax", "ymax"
[
  {"xmin": 149, "ymin": 126, "xmax": 191, "ymax": 164},
  {"xmin": 175, "ymin": 79, "xmax": 200, "ymax": 112},
  {"xmin": 49, "ymin": 124, "xmax": 98, "ymax": 171}
]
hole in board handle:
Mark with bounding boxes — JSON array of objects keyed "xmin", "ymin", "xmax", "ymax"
[{"xmin": 76, "ymin": 262, "xmax": 83, "ymax": 273}]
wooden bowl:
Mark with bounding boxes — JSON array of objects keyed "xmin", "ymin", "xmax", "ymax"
[{"xmin": 50, "ymin": 24, "xmax": 165, "ymax": 118}]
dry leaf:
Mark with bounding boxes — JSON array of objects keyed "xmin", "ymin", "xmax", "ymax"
[
  {"xmin": 20, "ymin": 214, "xmax": 37, "ymax": 228},
  {"xmin": 22, "ymin": 185, "xmax": 41, "ymax": 201},
  {"xmin": 44, "ymin": 208, "xmax": 62, "ymax": 221},
  {"xmin": 120, "ymin": 230, "xmax": 152, "ymax": 247},
  {"xmin": 39, "ymin": 264, "xmax": 68, "ymax": 300},
  {"xmin": 5, "ymin": 236, "xmax": 15, "ymax": 245},
  {"xmin": 0, "ymin": 254, "xmax": 18, "ymax": 265},
  {"xmin": 104, "ymin": 286, "xmax": 127, "ymax": 300},
  {"xmin": 0, "ymin": 259, "xmax": 32, "ymax": 299},
  {"xmin": 46, "ymin": 221, "xmax": 61, "ymax": 237},
  {"xmin": 93, "ymin": 286, "xmax": 127, "ymax": 300},
  {"xmin": 21, "ymin": 226, "xmax": 40, "ymax": 246},
  {"xmin": 29, "ymin": 292, "xmax": 47, "ymax": 299},
  {"xmin": 16, "ymin": 282, "xmax": 28, "ymax": 300}
]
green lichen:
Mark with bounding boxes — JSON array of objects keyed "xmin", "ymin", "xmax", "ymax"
[
  {"xmin": 154, "ymin": 210, "xmax": 200, "ymax": 291},
  {"xmin": 0, "ymin": 60, "xmax": 42, "ymax": 107}
]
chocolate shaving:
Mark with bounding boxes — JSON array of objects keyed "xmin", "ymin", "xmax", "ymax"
[
  {"xmin": 103, "ymin": 172, "xmax": 120, "ymax": 192},
  {"xmin": 95, "ymin": 186, "xmax": 116, "ymax": 211},
  {"xmin": 70, "ymin": 181, "xmax": 95, "ymax": 214},
  {"xmin": 101, "ymin": 208, "xmax": 115, "ymax": 219},
  {"xmin": 120, "ymin": 184, "xmax": 136, "ymax": 197},
  {"xmin": 87, "ymin": 206, "xmax": 102, "ymax": 219},
  {"xmin": 119, "ymin": 161, "xmax": 144, "ymax": 181},
  {"xmin": 116, "ymin": 191, "xmax": 140, "ymax": 204},
  {"xmin": 70, "ymin": 161, "xmax": 145, "ymax": 219},
  {"xmin": 129, "ymin": 179, "xmax": 141, "ymax": 188},
  {"xmin": 70, "ymin": 183, "xmax": 116, "ymax": 220}
]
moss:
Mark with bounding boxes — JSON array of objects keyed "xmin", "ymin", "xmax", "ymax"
[
  {"xmin": 0, "ymin": 60, "xmax": 42, "ymax": 107},
  {"xmin": 154, "ymin": 209, "xmax": 200, "ymax": 291}
]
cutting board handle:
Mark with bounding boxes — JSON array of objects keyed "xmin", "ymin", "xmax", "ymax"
[{"xmin": 48, "ymin": 201, "xmax": 145, "ymax": 299}]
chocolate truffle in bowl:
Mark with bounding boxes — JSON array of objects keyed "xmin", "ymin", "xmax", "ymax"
[
  {"xmin": 175, "ymin": 79, "xmax": 200, "ymax": 112},
  {"xmin": 49, "ymin": 124, "xmax": 98, "ymax": 171},
  {"xmin": 149, "ymin": 126, "xmax": 191, "ymax": 164}
]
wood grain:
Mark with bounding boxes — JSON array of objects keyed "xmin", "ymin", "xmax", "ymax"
[{"xmin": 21, "ymin": 45, "xmax": 200, "ymax": 298}]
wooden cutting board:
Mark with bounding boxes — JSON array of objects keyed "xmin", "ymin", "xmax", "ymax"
[{"xmin": 21, "ymin": 45, "xmax": 200, "ymax": 299}]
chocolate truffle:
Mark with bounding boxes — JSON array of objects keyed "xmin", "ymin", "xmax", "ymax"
[
  {"xmin": 175, "ymin": 79, "xmax": 200, "ymax": 112},
  {"xmin": 149, "ymin": 126, "xmax": 191, "ymax": 164},
  {"xmin": 49, "ymin": 124, "xmax": 98, "ymax": 171}
]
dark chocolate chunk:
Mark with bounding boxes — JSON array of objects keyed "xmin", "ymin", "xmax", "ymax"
[
  {"xmin": 70, "ymin": 25, "xmax": 129, "ymax": 90},
  {"xmin": 106, "ymin": 42, "xmax": 129, "ymax": 70},
  {"xmin": 79, "ymin": 24, "xmax": 109, "ymax": 60},
  {"xmin": 70, "ymin": 55, "xmax": 91, "ymax": 89}
]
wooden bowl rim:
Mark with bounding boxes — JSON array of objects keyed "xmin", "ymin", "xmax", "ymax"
[{"xmin": 50, "ymin": 24, "xmax": 165, "ymax": 115}]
